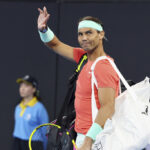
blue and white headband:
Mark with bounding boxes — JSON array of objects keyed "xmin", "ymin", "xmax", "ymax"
[{"xmin": 78, "ymin": 20, "xmax": 103, "ymax": 31}]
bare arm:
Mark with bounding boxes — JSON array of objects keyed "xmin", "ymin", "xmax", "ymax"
[
  {"xmin": 95, "ymin": 87, "xmax": 115, "ymax": 126},
  {"xmin": 46, "ymin": 36, "xmax": 74, "ymax": 60},
  {"xmin": 37, "ymin": 6, "xmax": 74, "ymax": 60},
  {"xmin": 78, "ymin": 88, "xmax": 116, "ymax": 150}
]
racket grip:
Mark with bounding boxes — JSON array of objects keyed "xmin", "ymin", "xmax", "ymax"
[
  {"xmin": 72, "ymin": 140, "xmax": 77, "ymax": 150},
  {"xmin": 73, "ymin": 147, "xmax": 77, "ymax": 150}
]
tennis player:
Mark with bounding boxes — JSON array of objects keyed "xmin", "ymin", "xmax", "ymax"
[{"xmin": 37, "ymin": 6, "xmax": 119, "ymax": 150}]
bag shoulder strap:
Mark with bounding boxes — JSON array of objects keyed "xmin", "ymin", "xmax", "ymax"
[
  {"xmin": 56, "ymin": 53, "xmax": 88, "ymax": 125},
  {"xmin": 91, "ymin": 56, "xmax": 138, "ymax": 122},
  {"xmin": 91, "ymin": 56, "xmax": 138, "ymax": 101}
]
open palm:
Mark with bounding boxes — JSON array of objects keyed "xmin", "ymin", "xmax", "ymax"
[{"xmin": 37, "ymin": 6, "xmax": 50, "ymax": 30}]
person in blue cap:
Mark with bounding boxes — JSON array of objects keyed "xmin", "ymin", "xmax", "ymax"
[{"xmin": 12, "ymin": 75, "xmax": 49, "ymax": 150}]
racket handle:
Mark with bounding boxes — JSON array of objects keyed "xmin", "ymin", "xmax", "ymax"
[
  {"xmin": 73, "ymin": 146, "xmax": 77, "ymax": 150},
  {"xmin": 72, "ymin": 140, "xmax": 77, "ymax": 150}
]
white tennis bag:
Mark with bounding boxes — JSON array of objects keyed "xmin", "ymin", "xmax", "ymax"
[{"xmin": 91, "ymin": 56, "xmax": 150, "ymax": 150}]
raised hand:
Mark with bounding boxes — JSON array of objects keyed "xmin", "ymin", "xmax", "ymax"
[{"xmin": 37, "ymin": 6, "xmax": 50, "ymax": 31}]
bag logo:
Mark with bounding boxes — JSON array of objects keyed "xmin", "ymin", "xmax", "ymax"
[
  {"xmin": 142, "ymin": 105, "xmax": 149, "ymax": 115},
  {"xmin": 94, "ymin": 142, "xmax": 103, "ymax": 150}
]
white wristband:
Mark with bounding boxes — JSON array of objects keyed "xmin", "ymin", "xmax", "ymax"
[{"xmin": 38, "ymin": 27, "xmax": 54, "ymax": 43}]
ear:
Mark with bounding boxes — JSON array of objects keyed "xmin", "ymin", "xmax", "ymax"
[
  {"xmin": 99, "ymin": 31, "xmax": 105, "ymax": 40},
  {"xmin": 33, "ymin": 87, "xmax": 36, "ymax": 93}
]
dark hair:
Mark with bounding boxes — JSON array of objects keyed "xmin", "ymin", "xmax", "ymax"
[
  {"xmin": 78, "ymin": 16, "xmax": 108, "ymax": 41},
  {"xmin": 78, "ymin": 16, "xmax": 104, "ymax": 30}
]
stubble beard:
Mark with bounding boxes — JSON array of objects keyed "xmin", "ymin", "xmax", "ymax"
[{"xmin": 84, "ymin": 44, "xmax": 99, "ymax": 55}]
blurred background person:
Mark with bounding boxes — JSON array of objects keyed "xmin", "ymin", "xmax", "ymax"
[{"xmin": 12, "ymin": 75, "xmax": 49, "ymax": 150}]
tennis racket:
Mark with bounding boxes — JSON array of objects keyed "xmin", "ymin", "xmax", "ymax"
[{"xmin": 28, "ymin": 123, "xmax": 77, "ymax": 150}]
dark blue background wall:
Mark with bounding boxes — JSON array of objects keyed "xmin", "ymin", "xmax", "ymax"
[{"xmin": 0, "ymin": 1, "xmax": 150, "ymax": 149}]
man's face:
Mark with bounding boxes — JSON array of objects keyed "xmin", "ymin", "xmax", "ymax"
[
  {"xmin": 78, "ymin": 28, "xmax": 101, "ymax": 51},
  {"xmin": 19, "ymin": 82, "xmax": 36, "ymax": 98}
]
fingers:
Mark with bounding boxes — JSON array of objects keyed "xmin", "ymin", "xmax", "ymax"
[
  {"xmin": 44, "ymin": 14, "xmax": 50, "ymax": 24},
  {"xmin": 41, "ymin": 14, "xmax": 50, "ymax": 26},
  {"xmin": 38, "ymin": 6, "xmax": 47, "ymax": 14},
  {"xmin": 43, "ymin": 6, "xmax": 46, "ymax": 12},
  {"xmin": 38, "ymin": 8, "xmax": 43, "ymax": 14},
  {"xmin": 43, "ymin": 6, "xmax": 48, "ymax": 17},
  {"xmin": 46, "ymin": 14, "xmax": 50, "ymax": 20},
  {"xmin": 44, "ymin": 7, "xmax": 48, "ymax": 16},
  {"xmin": 38, "ymin": 6, "xmax": 50, "ymax": 17}
]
